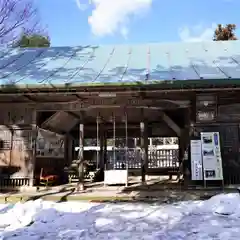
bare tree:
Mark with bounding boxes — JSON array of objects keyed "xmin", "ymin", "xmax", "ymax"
[
  {"xmin": 0, "ymin": 0, "xmax": 42, "ymax": 45},
  {"xmin": 213, "ymin": 24, "xmax": 238, "ymax": 41}
]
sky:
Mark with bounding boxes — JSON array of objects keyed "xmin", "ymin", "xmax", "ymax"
[{"xmin": 36, "ymin": 0, "xmax": 240, "ymax": 47}]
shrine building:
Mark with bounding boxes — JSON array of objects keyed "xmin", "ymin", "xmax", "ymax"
[{"xmin": 0, "ymin": 40, "xmax": 239, "ymax": 188}]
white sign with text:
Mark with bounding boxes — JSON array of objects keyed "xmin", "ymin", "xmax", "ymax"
[
  {"xmin": 190, "ymin": 140, "xmax": 203, "ymax": 180},
  {"xmin": 201, "ymin": 132, "xmax": 223, "ymax": 180}
]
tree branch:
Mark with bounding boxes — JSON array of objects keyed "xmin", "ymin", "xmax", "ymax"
[{"xmin": 0, "ymin": 0, "xmax": 45, "ymax": 45}]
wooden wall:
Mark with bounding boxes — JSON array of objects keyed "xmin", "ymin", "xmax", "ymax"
[
  {"xmin": 0, "ymin": 106, "xmax": 36, "ymax": 178},
  {"xmin": 193, "ymin": 94, "xmax": 240, "ymax": 184}
]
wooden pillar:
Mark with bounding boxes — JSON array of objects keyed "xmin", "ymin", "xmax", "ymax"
[
  {"xmin": 179, "ymin": 111, "xmax": 188, "ymax": 164},
  {"xmin": 30, "ymin": 109, "xmax": 37, "ymax": 187},
  {"xmin": 64, "ymin": 134, "xmax": 70, "ymax": 165},
  {"xmin": 190, "ymin": 96, "xmax": 197, "ymax": 137},
  {"xmin": 79, "ymin": 123, "xmax": 84, "ymax": 165},
  {"xmin": 65, "ymin": 134, "xmax": 74, "ymax": 163},
  {"xmin": 145, "ymin": 126, "xmax": 149, "ymax": 173},
  {"xmin": 149, "ymin": 138, "xmax": 153, "ymax": 148},
  {"xmin": 63, "ymin": 133, "xmax": 73, "ymax": 184},
  {"xmin": 103, "ymin": 132, "xmax": 107, "ymax": 167},
  {"xmin": 134, "ymin": 138, "xmax": 137, "ymax": 147},
  {"xmin": 77, "ymin": 122, "xmax": 85, "ymax": 191},
  {"xmin": 179, "ymin": 107, "xmax": 192, "ymax": 184},
  {"xmin": 68, "ymin": 135, "xmax": 73, "ymax": 164},
  {"xmin": 99, "ymin": 123, "xmax": 104, "ymax": 169},
  {"xmin": 178, "ymin": 132, "xmax": 184, "ymax": 164},
  {"xmin": 140, "ymin": 120, "xmax": 148, "ymax": 183}
]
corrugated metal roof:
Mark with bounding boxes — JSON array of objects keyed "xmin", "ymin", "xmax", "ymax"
[{"xmin": 0, "ymin": 41, "xmax": 240, "ymax": 88}]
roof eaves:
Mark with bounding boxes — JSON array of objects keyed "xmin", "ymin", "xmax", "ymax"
[{"xmin": 0, "ymin": 78, "xmax": 240, "ymax": 94}]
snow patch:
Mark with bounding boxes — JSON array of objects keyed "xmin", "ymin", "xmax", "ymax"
[{"xmin": 0, "ymin": 194, "xmax": 240, "ymax": 239}]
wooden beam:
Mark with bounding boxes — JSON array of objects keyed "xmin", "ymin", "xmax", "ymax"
[
  {"xmin": 36, "ymin": 104, "xmax": 173, "ymax": 111},
  {"xmin": 67, "ymin": 111, "xmax": 80, "ymax": 119},
  {"xmin": 41, "ymin": 111, "xmax": 63, "ymax": 128},
  {"xmin": 84, "ymin": 105, "xmax": 165, "ymax": 110},
  {"xmin": 40, "ymin": 111, "xmax": 68, "ymax": 134},
  {"xmin": 0, "ymin": 98, "xmax": 189, "ymax": 111},
  {"xmin": 71, "ymin": 121, "xmax": 170, "ymax": 130},
  {"xmin": 0, "ymin": 87, "xmax": 239, "ymax": 97},
  {"xmin": 23, "ymin": 95, "xmax": 36, "ymax": 102},
  {"xmin": 140, "ymin": 95, "xmax": 190, "ymax": 107},
  {"xmin": 162, "ymin": 112, "xmax": 181, "ymax": 137},
  {"xmin": 40, "ymin": 125, "xmax": 65, "ymax": 135},
  {"xmin": 74, "ymin": 123, "xmax": 148, "ymax": 130},
  {"xmin": 74, "ymin": 94, "xmax": 84, "ymax": 100}
]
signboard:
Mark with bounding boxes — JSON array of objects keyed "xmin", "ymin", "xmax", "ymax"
[
  {"xmin": 190, "ymin": 140, "xmax": 203, "ymax": 180},
  {"xmin": 196, "ymin": 110, "xmax": 215, "ymax": 122},
  {"xmin": 200, "ymin": 132, "xmax": 223, "ymax": 180},
  {"xmin": 36, "ymin": 128, "xmax": 64, "ymax": 158}
]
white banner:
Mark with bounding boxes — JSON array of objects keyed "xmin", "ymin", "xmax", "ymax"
[
  {"xmin": 190, "ymin": 140, "xmax": 203, "ymax": 180},
  {"xmin": 201, "ymin": 132, "xmax": 223, "ymax": 180}
]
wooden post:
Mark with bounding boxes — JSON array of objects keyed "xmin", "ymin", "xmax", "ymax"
[
  {"xmin": 134, "ymin": 138, "xmax": 137, "ymax": 147},
  {"xmin": 96, "ymin": 115, "xmax": 100, "ymax": 169},
  {"xmin": 64, "ymin": 134, "xmax": 70, "ymax": 165},
  {"xmin": 103, "ymin": 132, "xmax": 107, "ymax": 169},
  {"xmin": 140, "ymin": 120, "xmax": 148, "ymax": 183},
  {"xmin": 77, "ymin": 122, "xmax": 85, "ymax": 191},
  {"xmin": 68, "ymin": 135, "xmax": 73, "ymax": 165},
  {"xmin": 64, "ymin": 133, "xmax": 73, "ymax": 184},
  {"xmin": 63, "ymin": 134, "xmax": 69, "ymax": 184},
  {"xmin": 178, "ymin": 130, "xmax": 184, "ymax": 166},
  {"xmin": 144, "ymin": 122, "xmax": 149, "ymax": 179},
  {"xmin": 79, "ymin": 123, "xmax": 84, "ymax": 162},
  {"xmin": 30, "ymin": 109, "xmax": 37, "ymax": 187},
  {"xmin": 99, "ymin": 123, "xmax": 104, "ymax": 169}
]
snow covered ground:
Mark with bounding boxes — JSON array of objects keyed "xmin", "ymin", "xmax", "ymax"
[{"xmin": 0, "ymin": 193, "xmax": 240, "ymax": 239}]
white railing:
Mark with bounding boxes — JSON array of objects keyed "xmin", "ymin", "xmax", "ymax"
[{"xmin": 75, "ymin": 144, "xmax": 179, "ymax": 151}]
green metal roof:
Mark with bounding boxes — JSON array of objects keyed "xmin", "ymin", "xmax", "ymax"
[{"xmin": 0, "ymin": 41, "xmax": 240, "ymax": 89}]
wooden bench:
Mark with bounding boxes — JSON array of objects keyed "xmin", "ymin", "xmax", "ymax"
[{"xmin": 39, "ymin": 168, "xmax": 59, "ymax": 186}]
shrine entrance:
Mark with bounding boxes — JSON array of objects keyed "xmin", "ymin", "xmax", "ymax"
[
  {"xmin": 69, "ymin": 105, "xmax": 187, "ymax": 185},
  {"xmin": 33, "ymin": 88, "xmax": 191, "ymax": 187}
]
